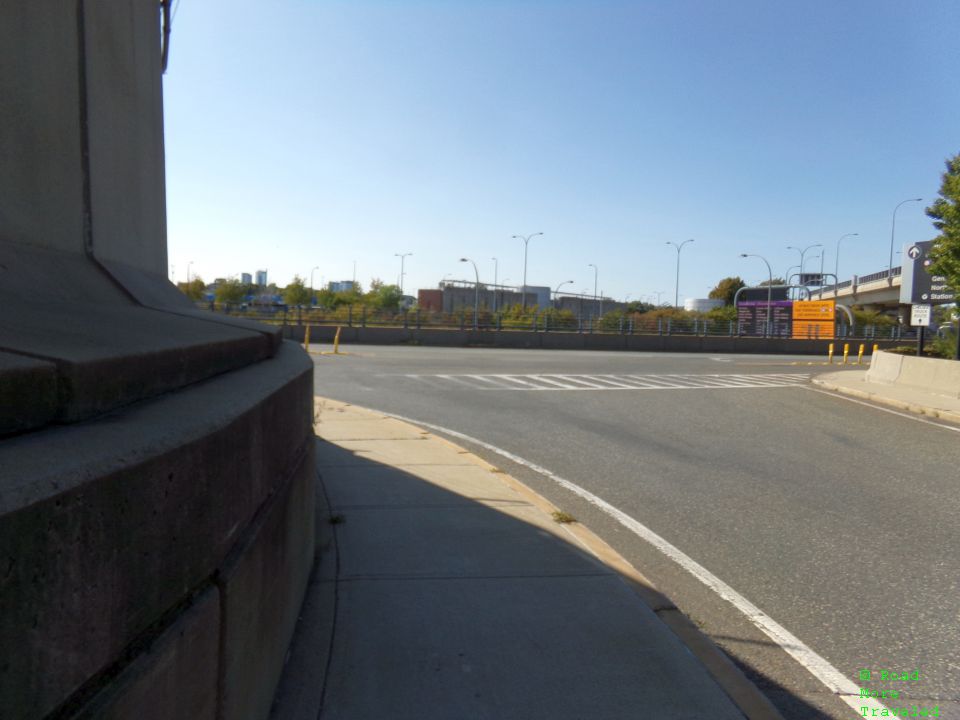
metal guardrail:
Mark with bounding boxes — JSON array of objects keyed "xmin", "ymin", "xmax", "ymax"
[
  {"xmin": 819, "ymin": 267, "xmax": 899, "ymax": 295},
  {"xmin": 197, "ymin": 302, "xmax": 912, "ymax": 340}
]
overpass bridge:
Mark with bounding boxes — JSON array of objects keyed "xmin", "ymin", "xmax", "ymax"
[{"xmin": 801, "ymin": 266, "xmax": 902, "ymax": 309}]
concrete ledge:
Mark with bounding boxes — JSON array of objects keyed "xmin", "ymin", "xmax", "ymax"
[
  {"xmin": 0, "ymin": 342, "xmax": 314, "ymax": 718},
  {"xmin": 0, "ymin": 351, "xmax": 58, "ymax": 434},
  {"xmin": 0, "ymin": 242, "xmax": 284, "ymax": 431}
]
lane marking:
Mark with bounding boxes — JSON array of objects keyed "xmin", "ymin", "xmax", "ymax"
[
  {"xmin": 358, "ymin": 406, "xmax": 888, "ymax": 718},
  {"xmin": 805, "ymin": 385, "xmax": 960, "ymax": 434},
  {"xmin": 399, "ymin": 373, "xmax": 812, "ymax": 392}
]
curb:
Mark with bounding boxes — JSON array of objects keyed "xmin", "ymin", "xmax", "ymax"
[
  {"xmin": 340, "ymin": 402, "xmax": 784, "ymax": 720},
  {"xmin": 810, "ymin": 379, "xmax": 960, "ymax": 425}
]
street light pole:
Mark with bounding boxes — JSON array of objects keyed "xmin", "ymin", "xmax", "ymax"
[
  {"xmin": 554, "ymin": 280, "xmax": 574, "ymax": 308},
  {"xmin": 395, "ymin": 252, "xmax": 412, "ymax": 295},
  {"xmin": 741, "ymin": 253, "xmax": 773, "ymax": 337},
  {"xmin": 491, "ymin": 257, "xmax": 498, "ymax": 312},
  {"xmin": 666, "ymin": 239, "xmax": 694, "ymax": 307},
  {"xmin": 588, "ymin": 263, "xmax": 598, "ymax": 319},
  {"xmin": 512, "ymin": 232, "xmax": 543, "ymax": 309},
  {"xmin": 833, "ymin": 233, "xmax": 858, "ymax": 296},
  {"xmin": 786, "ymin": 243, "xmax": 823, "ymax": 279},
  {"xmin": 309, "ymin": 265, "xmax": 319, "ymax": 306},
  {"xmin": 889, "ymin": 198, "xmax": 922, "ymax": 281},
  {"xmin": 459, "ymin": 258, "xmax": 480, "ymax": 330}
]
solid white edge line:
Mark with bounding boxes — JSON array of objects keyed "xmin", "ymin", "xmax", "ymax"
[
  {"xmin": 355, "ymin": 405, "xmax": 887, "ymax": 718},
  {"xmin": 805, "ymin": 385, "xmax": 960, "ymax": 434}
]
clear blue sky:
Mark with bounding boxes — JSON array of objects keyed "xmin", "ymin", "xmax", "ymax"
[{"xmin": 163, "ymin": 0, "xmax": 959, "ymax": 303}]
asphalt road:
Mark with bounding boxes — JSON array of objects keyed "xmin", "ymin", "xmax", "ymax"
[{"xmin": 312, "ymin": 345, "xmax": 960, "ymax": 719}]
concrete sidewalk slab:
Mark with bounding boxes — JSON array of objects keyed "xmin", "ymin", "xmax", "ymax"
[
  {"xmin": 812, "ymin": 370, "xmax": 960, "ymax": 425},
  {"xmin": 271, "ymin": 400, "xmax": 783, "ymax": 720}
]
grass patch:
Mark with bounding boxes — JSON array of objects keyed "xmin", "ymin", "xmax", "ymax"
[{"xmin": 551, "ymin": 510, "xmax": 577, "ymax": 524}]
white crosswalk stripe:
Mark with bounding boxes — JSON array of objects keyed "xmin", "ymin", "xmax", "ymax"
[{"xmin": 395, "ymin": 373, "xmax": 810, "ymax": 391}]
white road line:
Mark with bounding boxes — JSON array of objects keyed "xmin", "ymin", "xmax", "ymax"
[
  {"xmin": 579, "ymin": 375, "xmax": 640, "ymax": 389},
  {"xmin": 492, "ymin": 375, "xmax": 549, "ymax": 389},
  {"xmin": 805, "ymin": 386, "xmax": 960, "ymax": 434},
  {"xmin": 435, "ymin": 374, "xmax": 479, "ymax": 388},
  {"xmin": 358, "ymin": 406, "xmax": 888, "ymax": 718},
  {"xmin": 544, "ymin": 374, "xmax": 610, "ymax": 389},
  {"xmin": 529, "ymin": 374, "xmax": 586, "ymax": 390},
  {"xmin": 465, "ymin": 374, "xmax": 516, "ymax": 389}
]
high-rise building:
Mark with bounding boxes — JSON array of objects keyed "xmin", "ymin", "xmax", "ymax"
[
  {"xmin": 255, "ymin": 270, "xmax": 267, "ymax": 287},
  {"xmin": 241, "ymin": 272, "xmax": 252, "ymax": 285}
]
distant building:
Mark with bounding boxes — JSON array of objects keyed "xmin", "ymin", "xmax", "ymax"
[
  {"xmin": 255, "ymin": 270, "xmax": 268, "ymax": 287},
  {"xmin": 684, "ymin": 298, "xmax": 724, "ymax": 312},
  {"xmin": 241, "ymin": 272, "xmax": 252, "ymax": 285},
  {"xmin": 418, "ymin": 289, "xmax": 443, "ymax": 312},
  {"xmin": 328, "ymin": 280, "xmax": 357, "ymax": 293}
]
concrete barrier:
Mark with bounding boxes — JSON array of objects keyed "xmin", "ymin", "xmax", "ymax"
[
  {"xmin": 285, "ymin": 324, "xmax": 904, "ymax": 356},
  {"xmin": 865, "ymin": 350, "xmax": 904, "ymax": 385},
  {"xmin": 870, "ymin": 350, "xmax": 960, "ymax": 398}
]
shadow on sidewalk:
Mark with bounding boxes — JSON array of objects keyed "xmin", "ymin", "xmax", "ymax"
[{"xmin": 271, "ymin": 438, "xmax": 835, "ymax": 720}]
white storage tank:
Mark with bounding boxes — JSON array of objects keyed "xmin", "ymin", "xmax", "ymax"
[{"xmin": 684, "ymin": 298, "xmax": 724, "ymax": 312}]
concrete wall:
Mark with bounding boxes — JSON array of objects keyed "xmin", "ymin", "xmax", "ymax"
[
  {"xmin": 0, "ymin": 4, "xmax": 317, "ymax": 719},
  {"xmin": 1, "ymin": 343, "xmax": 315, "ymax": 719},
  {"xmin": 286, "ymin": 324, "xmax": 903, "ymax": 355}
]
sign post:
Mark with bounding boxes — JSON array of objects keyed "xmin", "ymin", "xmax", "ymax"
[{"xmin": 911, "ymin": 303, "xmax": 932, "ymax": 357}]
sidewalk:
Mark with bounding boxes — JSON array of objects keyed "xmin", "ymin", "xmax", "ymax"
[
  {"xmin": 271, "ymin": 399, "xmax": 781, "ymax": 720},
  {"xmin": 812, "ymin": 369, "xmax": 960, "ymax": 425}
]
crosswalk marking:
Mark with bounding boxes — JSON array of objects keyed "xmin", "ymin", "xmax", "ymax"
[{"xmin": 392, "ymin": 373, "xmax": 809, "ymax": 391}]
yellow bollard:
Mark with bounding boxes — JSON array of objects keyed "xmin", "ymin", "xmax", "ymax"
[
  {"xmin": 842, "ymin": 343, "xmax": 850, "ymax": 365},
  {"xmin": 857, "ymin": 344, "xmax": 865, "ymax": 365},
  {"xmin": 303, "ymin": 323, "xmax": 311, "ymax": 351},
  {"xmin": 333, "ymin": 326, "xmax": 342, "ymax": 354},
  {"xmin": 827, "ymin": 343, "xmax": 834, "ymax": 364},
  {"xmin": 873, "ymin": 343, "xmax": 879, "ymax": 355}
]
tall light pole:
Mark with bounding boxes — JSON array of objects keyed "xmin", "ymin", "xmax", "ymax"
[
  {"xmin": 309, "ymin": 265, "xmax": 319, "ymax": 306},
  {"xmin": 459, "ymin": 257, "xmax": 480, "ymax": 330},
  {"xmin": 395, "ymin": 252, "xmax": 412, "ymax": 296},
  {"xmin": 666, "ymin": 239, "xmax": 694, "ymax": 307},
  {"xmin": 889, "ymin": 198, "xmax": 922, "ymax": 281},
  {"xmin": 786, "ymin": 243, "xmax": 822, "ymax": 280},
  {"xmin": 817, "ymin": 252, "xmax": 826, "ymax": 299},
  {"xmin": 554, "ymin": 280, "xmax": 574, "ymax": 308},
  {"xmin": 491, "ymin": 257, "xmax": 498, "ymax": 313},
  {"xmin": 588, "ymin": 263, "xmax": 598, "ymax": 319},
  {"xmin": 833, "ymin": 233, "xmax": 858, "ymax": 295},
  {"xmin": 741, "ymin": 253, "xmax": 773, "ymax": 337},
  {"xmin": 512, "ymin": 232, "xmax": 543, "ymax": 309}
]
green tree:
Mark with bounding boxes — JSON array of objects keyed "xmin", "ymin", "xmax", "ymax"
[
  {"xmin": 367, "ymin": 283, "xmax": 403, "ymax": 310},
  {"xmin": 926, "ymin": 152, "xmax": 960, "ymax": 359},
  {"xmin": 215, "ymin": 277, "xmax": 247, "ymax": 305},
  {"xmin": 178, "ymin": 276, "xmax": 206, "ymax": 300},
  {"xmin": 708, "ymin": 276, "xmax": 746, "ymax": 305},
  {"xmin": 759, "ymin": 277, "xmax": 786, "ymax": 286},
  {"xmin": 927, "ymin": 153, "xmax": 960, "ymax": 296},
  {"xmin": 283, "ymin": 275, "xmax": 311, "ymax": 306}
]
